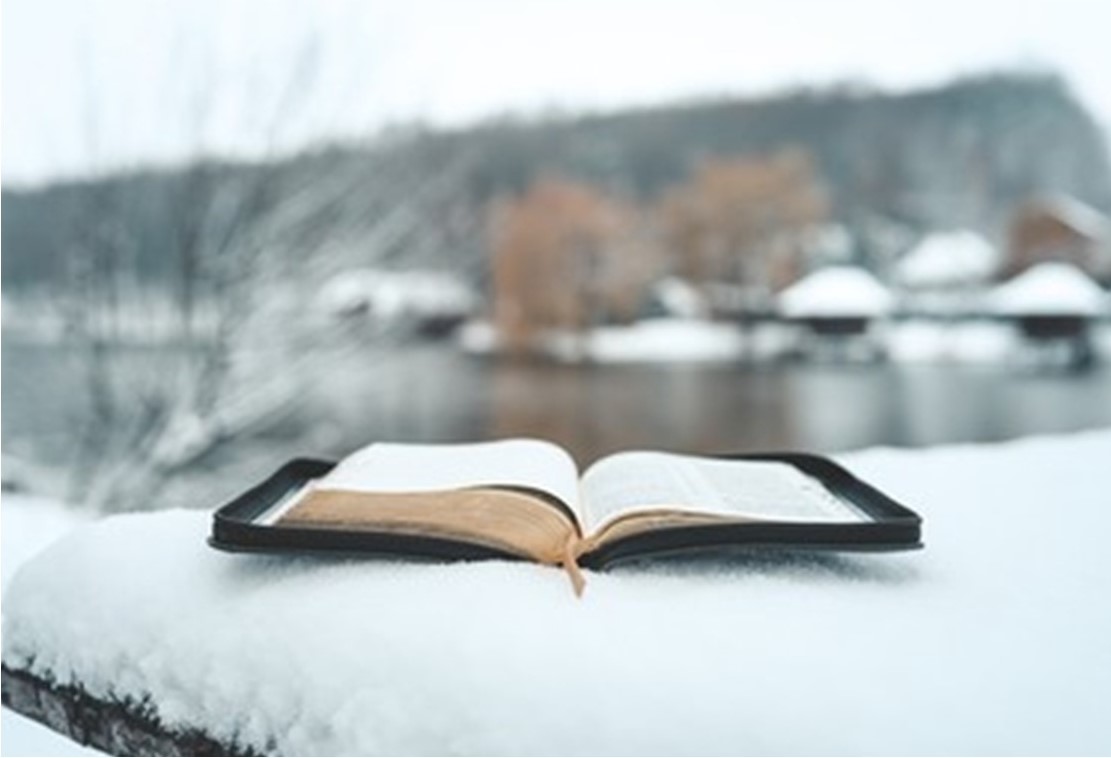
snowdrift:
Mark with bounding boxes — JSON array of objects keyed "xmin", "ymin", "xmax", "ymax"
[{"xmin": 4, "ymin": 430, "xmax": 1111, "ymax": 754}]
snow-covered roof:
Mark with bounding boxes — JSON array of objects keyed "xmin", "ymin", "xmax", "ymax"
[
  {"xmin": 778, "ymin": 266, "xmax": 895, "ymax": 317},
  {"xmin": 989, "ymin": 262, "xmax": 1109, "ymax": 316},
  {"xmin": 897, "ymin": 230, "xmax": 998, "ymax": 289},
  {"xmin": 650, "ymin": 277, "xmax": 707, "ymax": 319},
  {"xmin": 1037, "ymin": 193, "xmax": 1110, "ymax": 239}
]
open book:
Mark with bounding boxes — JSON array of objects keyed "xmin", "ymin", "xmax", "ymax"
[{"xmin": 210, "ymin": 439, "xmax": 921, "ymax": 594}]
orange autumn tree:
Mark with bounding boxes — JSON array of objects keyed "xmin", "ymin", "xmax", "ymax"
[
  {"xmin": 491, "ymin": 178, "xmax": 654, "ymax": 353},
  {"xmin": 659, "ymin": 150, "xmax": 828, "ymax": 308}
]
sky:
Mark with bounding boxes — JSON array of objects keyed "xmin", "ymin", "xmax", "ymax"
[{"xmin": 3, "ymin": 0, "xmax": 1111, "ymax": 186}]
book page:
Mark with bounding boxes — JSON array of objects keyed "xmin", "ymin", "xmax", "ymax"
[
  {"xmin": 267, "ymin": 438, "xmax": 582, "ymax": 523},
  {"xmin": 579, "ymin": 451, "xmax": 866, "ymax": 534}
]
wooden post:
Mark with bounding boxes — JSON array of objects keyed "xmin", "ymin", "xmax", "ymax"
[{"xmin": 2, "ymin": 665, "xmax": 254, "ymax": 756}]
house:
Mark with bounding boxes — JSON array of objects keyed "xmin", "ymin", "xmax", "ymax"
[
  {"xmin": 897, "ymin": 230, "xmax": 998, "ymax": 290},
  {"xmin": 777, "ymin": 266, "xmax": 895, "ymax": 359},
  {"xmin": 1004, "ymin": 194, "xmax": 1111, "ymax": 284},
  {"xmin": 988, "ymin": 262, "xmax": 1109, "ymax": 368},
  {"xmin": 895, "ymin": 230, "xmax": 999, "ymax": 317}
]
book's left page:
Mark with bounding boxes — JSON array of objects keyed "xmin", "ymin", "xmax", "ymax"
[{"xmin": 268, "ymin": 439, "xmax": 583, "ymax": 564}]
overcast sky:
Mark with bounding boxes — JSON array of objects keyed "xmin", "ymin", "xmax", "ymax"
[{"xmin": 4, "ymin": 0, "xmax": 1111, "ymax": 186}]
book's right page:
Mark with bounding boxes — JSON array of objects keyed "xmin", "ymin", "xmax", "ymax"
[{"xmin": 579, "ymin": 451, "xmax": 868, "ymax": 536}]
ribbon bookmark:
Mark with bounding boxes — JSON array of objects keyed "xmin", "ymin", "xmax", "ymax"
[{"xmin": 561, "ymin": 537, "xmax": 587, "ymax": 597}]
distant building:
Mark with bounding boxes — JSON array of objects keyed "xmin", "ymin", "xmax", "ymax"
[
  {"xmin": 895, "ymin": 230, "xmax": 999, "ymax": 317},
  {"xmin": 777, "ymin": 266, "xmax": 894, "ymax": 359},
  {"xmin": 897, "ymin": 230, "xmax": 998, "ymax": 291},
  {"xmin": 988, "ymin": 262, "xmax": 1109, "ymax": 369},
  {"xmin": 778, "ymin": 266, "xmax": 896, "ymax": 321},
  {"xmin": 1004, "ymin": 194, "xmax": 1111, "ymax": 284},
  {"xmin": 989, "ymin": 262, "xmax": 1108, "ymax": 318}
]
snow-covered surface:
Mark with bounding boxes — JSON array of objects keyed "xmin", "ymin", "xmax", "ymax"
[
  {"xmin": 4, "ymin": 430, "xmax": 1111, "ymax": 755},
  {"xmin": 2, "ymin": 496, "xmax": 102, "ymax": 756},
  {"xmin": 779, "ymin": 266, "xmax": 895, "ymax": 317},
  {"xmin": 886, "ymin": 320, "xmax": 1111, "ymax": 364},
  {"xmin": 896, "ymin": 230, "xmax": 998, "ymax": 289},
  {"xmin": 989, "ymin": 263, "xmax": 1109, "ymax": 316},
  {"xmin": 316, "ymin": 269, "xmax": 476, "ymax": 320},
  {"xmin": 885, "ymin": 321, "xmax": 1019, "ymax": 363},
  {"xmin": 580, "ymin": 319, "xmax": 742, "ymax": 363},
  {"xmin": 1, "ymin": 495, "xmax": 91, "ymax": 593},
  {"xmin": 458, "ymin": 318, "xmax": 745, "ymax": 363},
  {"xmin": 649, "ymin": 277, "xmax": 708, "ymax": 319},
  {"xmin": 455, "ymin": 318, "xmax": 499, "ymax": 354},
  {"xmin": 462, "ymin": 317, "xmax": 1111, "ymax": 365},
  {"xmin": 1, "ymin": 709, "xmax": 103, "ymax": 757}
]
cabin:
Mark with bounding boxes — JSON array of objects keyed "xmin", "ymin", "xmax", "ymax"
[
  {"xmin": 895, "ymin": 230, "xmax": 998, "ymax": 318},
  {"xmin": 989, "ymin": 262, "xmax": 1109, "ymax": 368},
  {"xmin": 778, "ymin": 266, "xmax": 894, "ymax": 360},
  {"xmin": 1004, "ymin": 194, "xmax": 1111, "ymax": 284}
]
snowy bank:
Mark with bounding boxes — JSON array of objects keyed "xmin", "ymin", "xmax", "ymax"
[
  {"xmin": 463, "ymin": 317, "xmax": 1111, "ymax": 366},
  {"xmin": 569, "ymin": 319, "xmax": 743, "ymax": 363},
  {"xmin": 459, "ymin": 318, "xmax": 746, "ymax": 363},
  {"xmin": 4, "ymin": 430, "xmax": 1111, "ymax": 754},
  {"xmin": 316, "ymin": 269, "xmax": 476, "ymax": 322},
  {"xmin": 1, "ymin": 495, "xmax": 91, "ymax": 592},
  {"xmin": 1, "ymin": 709, "xmax": 102, "ymax": 757},
  {"xmin": 885, "ymin": 320, "xmax": 1018, "ymax": 363},
  {"xmin": 2, "ymin": 496, "xmax": 102, "ymax": 756}
]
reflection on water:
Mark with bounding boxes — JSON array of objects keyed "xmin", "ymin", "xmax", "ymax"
[
  {"xmin": 319, "ymin": 345, "xmax": 1111, "ymax": 465},
  {"xmin": 5, "ymin": 340, "xmax": 1111, "ymax": 508}
]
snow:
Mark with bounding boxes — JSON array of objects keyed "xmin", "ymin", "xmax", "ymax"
[
  {"xmin": 885, "ymin": 321, "xmax": 1019, "ymax": 363},
  {"xmin": 896, "ymin": 230, "xmax": 998, "ymax": 289},
  {"xmin": 579, "ymin": 319, "xmax": 742, "ymax": 363},
  {"xmin": 649, "ymin": 277, "xmax": 708, "ymax": 319},
  {"xmin": 2, "ymin": 495, "xmax": 102, "ymax": 756},
  {"xmin": 1, "ymin": 495, "xmax": 91, "ymax": 593},
  {"xmin": 316, "ymin": 269, "xmax": 476, "ymax": 321},
  {"xmin": 989, "ymin": 263, "xmax": 1109, "ymax": 316},
  {"xmin": 461, "ymin": 316, "xmax": 1111, "ymax": 365},
  {"xmin": 779, "ymin": 266, "xmax": 895, "ymax": 318},
  {"xmin": 4, "ymin": 430, "xmax": 1111, "ymax": 754},
  {"xmin": 1, "ymin": 709, "xmax": 102, "ymax": 757},
  {"xmin": 458, "ymin": 318, "xmax": 744, "ymax": 363},
  {"xmin": 456, "ymin": 318, "xmax": 500, "ymax": 355}
]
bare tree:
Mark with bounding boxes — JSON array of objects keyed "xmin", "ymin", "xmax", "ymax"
[
  {"xmin": 658, "ymin": 149, "xmax": 829, "ymax": 310},
  {"xmin": 57, "ymin": 34, "xmax": 480, "ymax": 511},
  {"xmin": 490, "ymin": 177, "xmax": 655, "ymax": 355}
]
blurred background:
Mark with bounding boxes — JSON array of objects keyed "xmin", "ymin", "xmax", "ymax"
[{"xmin": 3, "ymin": 0, "xmax": 1111, "ymax": 513}]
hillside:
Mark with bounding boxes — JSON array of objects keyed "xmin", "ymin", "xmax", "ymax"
[{"xmin": 4, "ymin": 71, "xmax": 1109, "ymax": 290}]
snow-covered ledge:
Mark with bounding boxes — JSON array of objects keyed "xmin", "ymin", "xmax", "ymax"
[
  {"xmin": 2, "ymin": 665, "xmax": 247, "ymax": 755},
  {"xmin": 4, "ymin": 431, "xmax": 1111, "ymax": 755}
]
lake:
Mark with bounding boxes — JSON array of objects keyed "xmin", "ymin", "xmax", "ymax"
[{"xmin": 5, "ymin": 338, "xmax": 1111, "ymax": 509}]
